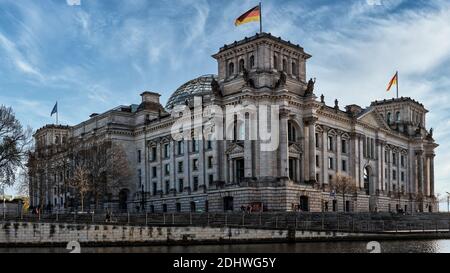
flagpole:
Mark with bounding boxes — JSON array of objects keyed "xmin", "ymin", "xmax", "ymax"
[
  {"xmin": 259, "ymin": 2, "xmax": 263, "ymax": 33},
  {"xmin": 396, "ymin": 71, "xmax": 399, "ymax": 99}
]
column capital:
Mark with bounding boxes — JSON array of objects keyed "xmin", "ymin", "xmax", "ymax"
[
  {"xmin": 303, "ymin": 116, "xmax": 318, "ymax": 126},
  {"xmin": 279, "ymin": 109, "xmax": 290, "ymax": 118}
]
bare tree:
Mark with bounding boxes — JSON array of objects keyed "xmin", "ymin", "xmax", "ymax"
[
  {"xmin": 331, "ymin": 173, "xmax": 358, "ymax": 212},
  {"xmin": 0, "ymin": 105, "xmax": 32, "ymax": 187},
  {"xmin": 69, "ymin": 165, "xmax": 91, "ymax": 212},
  {"xmin": 69, "ymin": 137, "xmax": 131, "ymax": 209}
]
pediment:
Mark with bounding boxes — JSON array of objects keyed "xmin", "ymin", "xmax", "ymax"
[
  {"xmin": 225, "ymin": 143, "xmax": 244, "ymax": 155},
  {"xmin": 357, "ymin": 109, "xmax": 390, "ymax": 130},
  {"xmin": 289, "ymin": 143, "xmax": 303, "ymax": 154}
]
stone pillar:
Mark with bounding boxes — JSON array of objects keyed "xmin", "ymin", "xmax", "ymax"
[
  {"xmin": 156, "ymin": 141, "xmax": 163, "ymax": 195},
  {"xmin": 170, "ymin": 140, "xmax": 176, "ymax": 194},
  {"xmin": 184, "ymin": 140, "xmax": 191, "ymax": 191},
  {"xmin": 199, "ymin": 139, "xmax": 206, "ymax": 191},
  {"xmin": 359, "ymin": 136, "xmax": 365, "ymax": 189},
  {"xmin": 430, "ymin": 155, "xmax": 435, "ymax": 196},
  {"xmin": 377, "ymin": 140, "xmax": 384, "ymax": 192},
  {"xmin": 308, "ymin": 120, "xmax": 317, "ymax": 182},
  {"xmin": 417, "ymin": 151, "xmax": 424, "ymax": 195},
  {"xmin": 303, "ymin": 122, "xmax": 310, "ymax": 182},
  {"xmin": 279, "ymin": 111, "xmax": 289, "ymax": 177},
  {"xmin": 322, "ymin": 128, "xmax": 329, "ymax": 184},
  {"xmin": 336, "ymin": 133, "xmax": 342, "ymax": 174}
]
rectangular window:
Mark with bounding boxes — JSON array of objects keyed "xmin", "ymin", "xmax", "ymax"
[
  {"xmin": 401, "ymin": 171, "xmax": 405, "ymax": 182},
  {"xmin": 209, "ymin": 174, "xmax": 214, "ymax": 186},
  {"xmin": 393, "ymin": 153, "xmax": 397, "ymax": 166},
  {"xmin": 316, "ymin": 173, "xmax": 320, "ymax": 183},
  {"xmin": 316, "ymin": 155, "xmax": 320, "ymax": 167},
  {"xmin": 342, "ymin": 160, "xmax": 347, "ymax": 172},
  {"xmin": 393, "ymin": 170, "xmax": 397, "ymax": 180},
  {"xmin": 138, "ymin": 169, "xmax": 142, "ymax": 186},
  {"xmin": 328, "ymin": 157, "xmax": 334, "ymax": 170},
  {"xmin": 328, "ymin": 136, "xmax": 333, "ymax": 151},
  {"xmin": 165, "ymin": 164, "xmax": 170, "ymax": 176},
  {"xmin": 152, "ymin": 167, "xmax": 157, "ymax": 178},
  {"xmin": 208, "ymin": 156, "xmax": 214, "ymax": 169},
  {"xmin": 401, "ymin": 155, "xmax": 405, "ymax": 167},
  {"xmin": 177, "ymin": 141, "xmax": 184, "ymax": 155},
  {"xmin": 315, "ymin": 133, "xmax": 320, "ymax": 148},
  {"xmin": 192, "ymin": 141, "xmax": 199, "ymax": 153},
  {"xmin": 193, "ymin": 176, "xmax": 199, "ymax": 191},
  {"xmin": 137, "ymin": 150, "xmax": 141, "ymax": 163},
  {"xmin": 370, "ymin": 139, "xmax": 374, "ymax": 159},
  {"xmin": 178, "ymin": 179, "xmax": 184, "ymax": 193},
  {"xmin": 385, "ymin": 169, "xmax": 388, "ymax": 179},
  {"xmin": 385, "ymin": 151, "xmax": 389, "ymax": 164},
  {"xmin": 178, "ymin": 162, "xmax": 184, "ymax": 173},
  {"xmin": 341, "ymin": 139, "xmax": 347, "ymax": 154},
  {"xmin": 165, "ymin": 180, "xmax": 170, "ymax": 194},
  {"xmin": 193, "ymin": 159, "xmax": 199, "ymax": 171},
  {"xmin": 151, "ymin": 147, "xmax": 157, "ymax": 161},
  {"xmin": 152, "ymin": 182, "xmax": 157, "ymax": 196},
  {"xmin": 164, "ymin": 144, "xmax": 170, "ymax": 158},
  {"xmin": 207, "ymin": 140, "xmax": 212, "ymax": 150}
]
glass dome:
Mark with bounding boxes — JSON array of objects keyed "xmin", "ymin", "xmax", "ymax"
[{"xmin": 166, "ymin": 74, "xmax": 217, "ymax": 110}]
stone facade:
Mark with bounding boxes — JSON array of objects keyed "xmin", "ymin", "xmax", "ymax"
[{"xmin": 28, "ymin": 33, "xmax": 438, "ymax": 213}]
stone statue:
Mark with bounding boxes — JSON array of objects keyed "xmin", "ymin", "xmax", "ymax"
[
  {"xmin": 275, "ymin": 71, "xmax": 287, "ymax": 89},
  {"xmin": 243, "ymin": 68, "xmax": 255, "ymax": 88},
  {"xmin": 430, "ymin": 128, "xmax": 433, "ymax": 137},
  {"xmin": 305, "ymin": 78, "xmax": 316, "ymax": 96},
  {"xmin": 320, "ymin": 94, "xmax": 325, "ymax": 103},
  {"xmin": 211, "ymin": 78, "xmax": 221, "ymax": 96},
  {"xmin": 334, "ymin": 99, "xmax": 339, "ymax": 110}
]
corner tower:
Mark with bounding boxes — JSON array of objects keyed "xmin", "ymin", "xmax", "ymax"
[{"xmin": 212, "ymin": 33, "xmax": 312, "ymax": 96}]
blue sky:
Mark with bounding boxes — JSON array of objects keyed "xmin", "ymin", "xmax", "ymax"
[{"xmin": 1, "ymin": 0, "xmax": 449, "ymax": 203}]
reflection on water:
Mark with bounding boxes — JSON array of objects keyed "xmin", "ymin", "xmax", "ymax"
[{"xmin": 1, "ymin": 240, "xmax": 450, "ymax": 253}]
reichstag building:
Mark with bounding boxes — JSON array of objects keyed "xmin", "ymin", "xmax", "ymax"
[{"xmin": 28, "ymin": 33, "xmax": 438, "ymax": 213}]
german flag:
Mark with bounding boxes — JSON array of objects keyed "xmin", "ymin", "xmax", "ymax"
[
  {"xmin": 387, "ymin": 72, "xmax": 398, "ymax": 92},
  {"xmin": 235, "ymin": 5, "xmax": 261, "ymax": 26}
]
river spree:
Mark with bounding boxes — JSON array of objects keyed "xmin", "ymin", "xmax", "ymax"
[{"xmin": 1, "ymin": 240, "xmax": 450, "ymax": 253}]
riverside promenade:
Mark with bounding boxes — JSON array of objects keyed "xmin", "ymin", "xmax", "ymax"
[{"xmin": 1, "ymin": 212, "xmax": 450, "ymax": 247}]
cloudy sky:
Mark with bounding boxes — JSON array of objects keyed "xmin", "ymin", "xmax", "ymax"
[{"xmin": 0, "ymin": 0, "xmax": 449, "ymax": 201}]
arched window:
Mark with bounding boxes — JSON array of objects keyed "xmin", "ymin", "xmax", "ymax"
[
  {"xmin": 273, "ymin": 55, "xmax": 278, "ymax": 70},
  {"xmin": 282, "ymin": 59, "xmax": 287, "ymax": 72},
  {"xmin": 249, "ymin": 55, "xmax": 255, "ymax": 68},
  {"xmin": 239, "ymin": 59, "xmax": 245, "ymax": 72},
  {"xmin": 292, "ymin": 62, "xmax": 298, "ymax": 75},
  {"xmin": 387, "ymin": 112, "xmax": 392, "ymax": 124},
  {"xmin": 228, "ymin": 62, "xmax": 235, "ymax": 76},
  {"xmin": 396, "ymin": 111, "xmax": 401, "ymax": 122}
]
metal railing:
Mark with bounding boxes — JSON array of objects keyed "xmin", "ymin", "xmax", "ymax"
[{"xmin": 2, "ymin": 211, "xmax": 450, "ymax": 234}]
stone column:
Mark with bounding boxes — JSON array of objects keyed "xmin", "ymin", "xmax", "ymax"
[
  {"xmin": 279, "ymin": 111, "xmax": 289, "ymax": 178},
  {"xmin": 199, "ymin": 139, "xmax": 206, "ymax": 191},
  {"xmin": 244, "ymin": 113, "xmax": 253, "ymax": 178},
  {"xmin": 322, "ymin": 127, "xmax": 329, "ymax": 184},
  {"xmin": 359, "ymin": 136, "xmax": 365, "ymax": 189},
  {"xmin": 184, "ymin": 140, "xmax": 191, "ymax": 191},
  {"xmin": 308, "ymin": 119, "xmax": 317, "ymax": 182},
  {"xmin": 336, "ymin": 133, "xmax": 342, "ymax": 174},
  {"xmin": 417, "ymin": 151, "xmax": 424, "ymax": 195},
  {"xmin": 156, "ymin": 141, "xmax": 163, "ymax": 195},
  {"xmin": 376, "ymin": 140, "xmax": 384, "ymax": 192},
  {"xmin": 430, "ymin": 154, "xmax": 435, "ymax": 196},
  {"xmin": 170, "ymin": 140, "xmax": 176, "ymax": 194}
]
